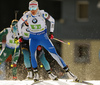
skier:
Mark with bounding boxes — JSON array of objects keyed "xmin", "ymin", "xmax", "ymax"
[
  {"xmin": 19, "ymin": 11, "xmax": 58, "ymax": 80},
  {"xmin": 0, "ymin": 19, "xmax": 20, "ymax": 79},
  {"xmin": 18, "ymin": 0, "xmax": 78, "ymax": 82}
]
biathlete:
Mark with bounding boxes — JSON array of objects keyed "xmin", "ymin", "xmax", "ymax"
[
  {"xmin": 19, "ymin": 13, "xmax": 58, "ymax": 80},
  {"xmin": 18, "ymin": 0, "xmax": 78, "ymax": 82},
  {"xmin": 0, "ymin": 19, "xmax": 20, "ymax": 79}
]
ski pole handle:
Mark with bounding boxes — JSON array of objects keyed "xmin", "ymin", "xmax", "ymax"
[{"xmin": 53, "ymin": 38, "xmax": 70, "ymax": 45}]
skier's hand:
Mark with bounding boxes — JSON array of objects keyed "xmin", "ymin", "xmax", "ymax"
[
  {"xmin": 19, "ymin": 36, "xmax": 23, "ymax": 43},
  {"xmin": 14, "ymin": 37, "xmax": 19, "ymax": 44},
  {"xmin": 49, "ymin": 32, "xmax": 54, "ymax": 39}
]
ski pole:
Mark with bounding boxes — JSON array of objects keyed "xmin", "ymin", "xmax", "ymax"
[{"xmin": 53, "ymin": 38, "xmax": 70, "ymax": 45}]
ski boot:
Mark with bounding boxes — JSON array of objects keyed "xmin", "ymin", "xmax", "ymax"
[
  {"xmin": 27, "ymin": 70, "xmax": 33, "ymax": 79},
  {"xmin": 33, "ymin": 69, "xmax": 39, "ymax": 82},
  {"xmin": 66, "ymin": 70, "xmax": 77, "ymax": 81},
  {"xmin": 12, "ymin": 64, "xmax": 17, "ymax": 80},
  {"xmin": 13, "ymin": 76, "xmax": 17, "ymax": 80},
  {"xmin": 64, "ymin": 66, "xmax": 78, "ymax": 81},
  {"xmin": 26, "ymin": 68, "xmax": 33, "ymax": 79},
  {"xmin": 47, "ymin": 70, "xmax": 58, "ymax": 80}
]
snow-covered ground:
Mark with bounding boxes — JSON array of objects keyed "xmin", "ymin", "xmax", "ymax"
[{"xmin": 0, "ymin": 79, "xmax": 99, "ymax": 85}]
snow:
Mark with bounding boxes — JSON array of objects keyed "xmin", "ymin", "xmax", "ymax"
[{"xmin": 0, "ymin": 79, "xmax": 99, "ymax": 85}]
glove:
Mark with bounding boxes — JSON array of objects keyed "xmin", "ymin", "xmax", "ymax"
[
  {"xmin": 14, "ymin": 37, "xmax": 19, "ymax": 44},
  {"xmin": 49, "ymin": 32, "xmax": 54, "ymax": 39},
  {"xmin": 19, "ymin": 36, "xmax": 23, "ymax": 43}
]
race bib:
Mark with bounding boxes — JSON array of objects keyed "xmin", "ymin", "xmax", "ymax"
[
  {"xmin": 9, "ymin": 40, "xmax": 17, "ymax": 44},
  {"xmin": 31, "ymin": 24, "xmax": 41, "ymax": 30}
]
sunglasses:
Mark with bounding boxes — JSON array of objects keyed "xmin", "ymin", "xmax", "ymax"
[{"xmin": 29, "ymin": 7, "xmax": 37, "ymax": 11}]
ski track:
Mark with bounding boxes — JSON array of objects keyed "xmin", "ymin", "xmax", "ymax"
[{"xmin": 0, "ymin": 79, "xmax": 99, "ymax": 85}]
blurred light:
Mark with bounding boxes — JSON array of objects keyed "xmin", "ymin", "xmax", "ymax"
[{"xmin": 97, "ymin": 1, "xmax": 100, "ymax": 8}]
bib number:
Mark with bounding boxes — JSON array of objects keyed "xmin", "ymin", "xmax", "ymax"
[{"xmin": 31, "ymin": 24, "xmax": 41, "ymax": 30}]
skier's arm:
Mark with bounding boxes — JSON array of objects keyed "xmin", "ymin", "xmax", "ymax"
[
  {"xmin": 18, "ymin": 13, "xmax": 28, "ymax": 36},
  {"xmin": 0, "ymin": 28, "xmax": 9, "ymax": 42},
  {"xmin": 43, "ymin": 12, "xmax": 55, "ymax": 33}
]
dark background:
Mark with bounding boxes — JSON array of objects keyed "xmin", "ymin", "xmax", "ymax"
[
  {"xmin": 0, "ymin": 0, "xmax": 61, "ymax": 30},
  {"xmin": 0, "ymin": 0, "xmax": 100, "ymax": 39}
]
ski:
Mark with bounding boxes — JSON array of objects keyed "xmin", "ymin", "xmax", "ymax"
[
  {"xmin": 73, "ymin": 79, "xmax": 93, "ymax": 85},
  {"xmin": 31, "ymin": 80, "xmax": 43, "ymax": 85}
]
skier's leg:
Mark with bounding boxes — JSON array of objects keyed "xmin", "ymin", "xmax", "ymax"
[
  {"xmin": 22, "ymin": 49, "xmax": 31, "ymax": 68},
  {"xmin": 41, "ymin": 38, "xmax": 66, "ymax": 68},
  {"xmin": 37, "ymin": 45, "xmax": 58, "ymax": 80},
  {"xmin": 21, "ymin": 40, "xmax": 33, "ymax": 79},
  {"xmin": 0, "ymin": 47, "xmax": 17, "ymax": 79},
  {"xmin": 0, "ymin": 47, "xmax": 13, "ymax": 64},
  {"xmin": 37, "ymin": 46, "xmax": 50, "ymax": 71},
  {"xmin": 22, "ymin": 49, "xmax": 33, "ymax": 79},
  {"xmin": 29, "ymin": 38, "xmax": 39, "ymax": 81},
  {"xmin": 12, "ymin": 47, "xmax": 20, "ymax": 79},
  {"xmin": 41, "ymin": 34, "xmax": 77, "ymax": 80},
  {"xmin": 30, "ymin": 39, "xmax": 38, "ymax": 69}
]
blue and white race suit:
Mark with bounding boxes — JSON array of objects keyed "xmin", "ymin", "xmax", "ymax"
[{"xmin": 18, "ymin": 10, "xmax": 67, "ymax": 69}]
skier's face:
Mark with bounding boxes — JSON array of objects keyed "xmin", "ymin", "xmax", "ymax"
[
  {"xmin": 11, "ymin": 23, "xmax": 18, "ymax": 33},
  {"xmin": 30, "ymin": 8, "xmax": 38, "ymax": 15},
  {"xmin": 11, "ymin": 22, "xmax": 16, "ymax": 30}
]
